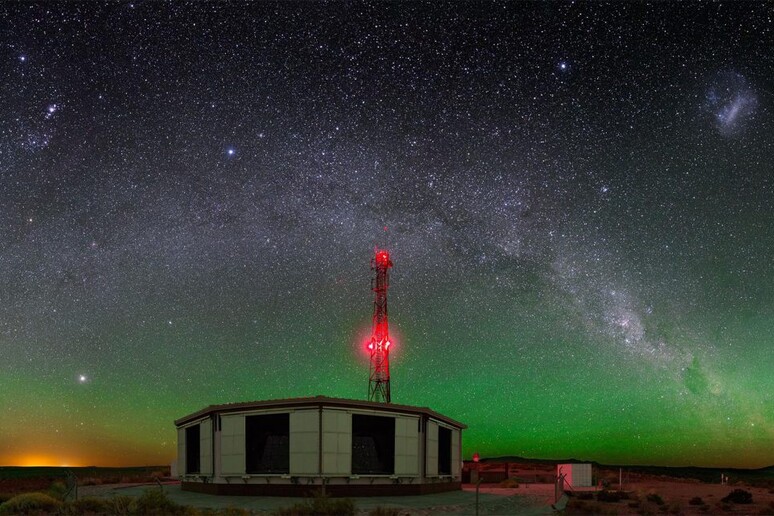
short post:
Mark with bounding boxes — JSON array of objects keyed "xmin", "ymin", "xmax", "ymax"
[{"xmin": 475, "ymin": 477, "xmax": 481, "ymax": 516}]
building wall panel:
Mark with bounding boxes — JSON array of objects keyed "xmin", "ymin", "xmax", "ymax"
[
  {"xmin": 451, "ymin": 428, "xmax": 460, "ymax": 477},
  {"xmin": 425, "ymin": 420, "xmax": 438, "ymax": 477},
  {"xmin": 177, "ymin": 427, "xmax": 186, "ymax": 478},
  {"xmin": 290, "ymin": 410, "xmax": 319, "ymax": 475},
  {"xmin": 200, "ymin": 418, "xmax": 213, "ymax": 475},
  {"xmin": 322, "ymin": 410, "xmax": 351, "ymax": 475},
  {"xmin": 394, "ymin": 416, "xmax": 419, "ymax": 476},
  {"xmin": 220, "ymin": 414, "xmax": 245, "ymax": 475}
]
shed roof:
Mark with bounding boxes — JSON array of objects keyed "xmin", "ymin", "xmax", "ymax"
[{"xmin": 175, "ymin": 395, "xmax": 466, "ymax": 429}]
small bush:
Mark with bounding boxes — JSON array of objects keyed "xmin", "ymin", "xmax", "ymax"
[
  {"xmin": 689, "ymin": 496, "xmax": 704, "ymax": 505},
  {"xmin": 103, "ymin": 495, "xmax": 136, "ymax": 515},
  {"xmin": 0, "ymin": 494, "xmax": 13, "ymax": 504},
  {"xmin": 498, "ymin": 478, "xmax": 519, "ymax": 488},
  {"xmin": 134, "ymin": 487, "xmax": 182, "ymax": 515},
  {"xmin": 718, "ymin": 502, "xmax": 733, "ymax": 512},
  {"xmin": 721, "ymin": 488, "xmax": 753, "ymax": 504},
  {"xmin": 274, "ymin": 492, "xmax": 355, "ymax": 516},
  {"xmin": 48, "ymin": 480, "xmax": 68, "ymax": 500},
  {"xmin": 150, "ymin": 470, "xmax": 167, "ymax": 479},
  {"xmin": 566, "ymin": 499, "xmax": 618, "ymax": 515},
  {"xmin": 369, "ymin": 508, "xmax": 402, "ymax": 516},
  {"xmin": 646, "ymin": 493, "xmax": 665, "ymax": 505},
  {"xmin": 0, "ymin": 492, "xmax": 63, "ymax": 515},
  {"xmin": 628, "ymin": 501, "xmax": 641, "ymax": 508},
  {"xmin": 667, "ymin": 503, "xmax": 681, "ymax": 514},
  {"xmin": 597, "ymin": 490, "xmax": 622, "ymax": 502},
  {"xmin": 59, "ymin": 497, "xmax": 111, "ymax": 515},
  {"xmin": 218, "ymin": 508, "xmax": 252, "ymax": 516}
]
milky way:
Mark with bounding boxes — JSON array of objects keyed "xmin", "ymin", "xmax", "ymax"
[{"xmin": 1, "ymin": 2, "xmax": 772, "ymax": 468}]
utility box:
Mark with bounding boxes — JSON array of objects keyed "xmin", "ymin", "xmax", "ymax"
[{"xmin": 557, "ymin": 463, "xmax": 593, "ymax": 488}]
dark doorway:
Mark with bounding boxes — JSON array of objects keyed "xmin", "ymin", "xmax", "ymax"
[
  {"xmin": 438, "ymin": 426, "xmax": 451, "ymax": 475},
  {"xmin": 245, "ymin": 413, "xmax": 290, "ymax": 473},
  {"xmin": 352, "ymin": 414, "xmax": 395, "ymax": 474},
  {"xmin": 185, "ymin": 424, "xmax": 200, "ymax": 474}
]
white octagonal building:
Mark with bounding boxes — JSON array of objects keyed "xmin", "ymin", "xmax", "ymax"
[{"xmin": 175, "ymin": 396, "xmax": 466, "ymax": 496}]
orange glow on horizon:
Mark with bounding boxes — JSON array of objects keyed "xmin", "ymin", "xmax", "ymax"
[
  {"xmin": 9, "ymin": 454, "xmax": 81, "ymax": 467},
  {"xmin": 1, "ymin": 448, "xmax": 175, "ymax": 468}
]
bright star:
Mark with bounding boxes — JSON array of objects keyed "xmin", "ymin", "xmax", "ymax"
[
  {"xmin": 227, "ymin": 148, "xmax": 235, "ymax": 156},
  {"xmin": 78, "ymin": 375, "xmax": 87, "ymax": 383}
]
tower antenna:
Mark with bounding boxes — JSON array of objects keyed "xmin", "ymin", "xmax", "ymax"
[{"xmin": 367, "ymin": 247, "xmax": 393, "ymax": 403}]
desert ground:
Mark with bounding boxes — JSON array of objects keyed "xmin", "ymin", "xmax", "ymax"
[{"xmin": 1, "ymin": 463, "xmax": 773, "ymax": 514}]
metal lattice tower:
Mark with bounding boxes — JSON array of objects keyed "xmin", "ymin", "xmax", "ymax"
[{"xmin": 367, "ymin": 248, "xmax": 393, "ymax": 403}]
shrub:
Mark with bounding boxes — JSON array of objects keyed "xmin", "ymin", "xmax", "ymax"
[
  {"xmin": 134, "ymin": 487, "xmax": 182, "ymax": 515},
  {"xmin": 0, "ymin": 494, "xmax": 13, "ymax": 504},
  {"xmin": 668, "ymin": 503, "xmax": 681, "ymax": 514},
  {"xmin": 646, "ymin": 493, "xmax": 665, "ymax": 505},
  {"xmin": 498, "ymin": 478, "xmax": 519, "ymax": 488},
  {"xmin": 566, "ymin": 499, "xmax": 618, "ymax": 515},
  {"xmin": 597, "ymin": 490, "xmax": 622, "ymax": 502},
  {"xmin": 718, "ymin": 502, "xmax": 733, "ymax": 512},
  {"xmin": 274, "ymin": 492, "xmax": 355, "ymax": 516},
  {"xmin": 104, "ymin": 495, "xmax": 136, "ymax": 515},
  {"xmin": 59, "ymin": 497, "xmax": 111, "ymax": 515},
  {"xmin": 217, "ymin": 508, "xmax": 252, "ymax": 516},
  {"xmin": 48, "ymin": 480, "xmax": 68, "ymax": 500},
  {"xmin": 689, "ymin": 497, "xmax": 704, "ymax": 505},
  {"xmin": 0, "ymin": 492, "xmax": 63, "ymax": 515},
  {"xmin": 721, "ymin": 488, "xmax": 753, "ymax": 504},
  {"xmin": 369, "ymin": 508, "xmax": 402, "ymax": 516}
]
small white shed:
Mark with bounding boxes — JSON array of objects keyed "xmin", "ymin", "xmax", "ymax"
[{"xmin": 557, "ymin": 463, "xmax": 593, "ymax": 488}]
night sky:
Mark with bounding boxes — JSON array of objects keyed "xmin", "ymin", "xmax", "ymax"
[{"xmin": 2, "ymin": 2, "xmax": 772, "ymax": 469}]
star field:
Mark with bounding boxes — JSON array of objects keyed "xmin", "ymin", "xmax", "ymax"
[{"xmin": 1, "ymin": 2, "xmax": 772, "ymax": 468}]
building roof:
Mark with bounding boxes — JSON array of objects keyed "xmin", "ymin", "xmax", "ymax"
[{"xmin": 175, "ymin": 395, "xmax": 467, "ymax": 429}]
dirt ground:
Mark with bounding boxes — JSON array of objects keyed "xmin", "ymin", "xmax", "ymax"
[
  {"xmin": 3, "ymin": 476, "xmax": 774, "ymax": 514},
  {"xmin": 615, "ymin": 480, "xmax": 774, "ymax": 514},
  {"xmin": 511, "ymin": 480, "xmax": 774, "ymax": 515}
]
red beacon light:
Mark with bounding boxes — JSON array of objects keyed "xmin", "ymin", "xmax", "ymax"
[
  {"xmin": 376, "ymin": 251, "xmax": 391, "ymax": 266},
  {"xmin": 384, "ymin": 339, "xmax": 391, "ymax": 349}
]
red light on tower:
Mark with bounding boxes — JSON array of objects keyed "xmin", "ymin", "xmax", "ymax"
[{"xmin": 368, "ymin": 247, "xmax": 393, "ymax": 403}]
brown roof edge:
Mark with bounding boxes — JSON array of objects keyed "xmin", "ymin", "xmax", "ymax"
[{"xmin": 174, "ymin": 395, "xmax": 467, "ymax": 429}]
